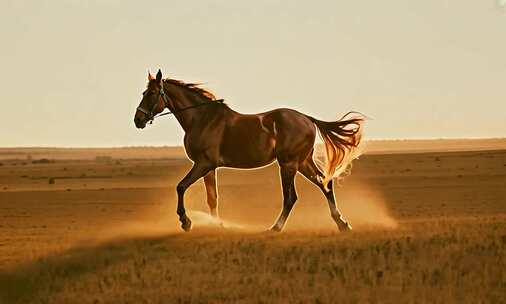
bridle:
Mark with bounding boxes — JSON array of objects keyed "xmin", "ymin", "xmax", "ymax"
[
  {"xmin": 136, "ymin": 85, "xmax": 171, "ymax": 124},
  {"xmin": 136, "ymin": 84, "xmax": 224, "ymax": 124}
]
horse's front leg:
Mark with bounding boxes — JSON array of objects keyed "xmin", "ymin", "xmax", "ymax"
[
  {"xmin": 176, "ymin": 161, "xmax": 213, "ymax": 232},
  {"xmin": 203, "ymin": 170, "xmax": 219, "ymax": 219}
]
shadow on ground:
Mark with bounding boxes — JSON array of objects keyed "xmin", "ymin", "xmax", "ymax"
[{"xmin": 0, "ymin": 233, "xmax": 182, "ymax": 304}]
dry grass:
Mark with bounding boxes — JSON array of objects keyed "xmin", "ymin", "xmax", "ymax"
[
  {"xmin": 1, "ymin": 218, "xmax": 505, "ymax": 304},
  {"xmin": 0, "ymin": 148, "xmax": 505, "ymax": 303}
]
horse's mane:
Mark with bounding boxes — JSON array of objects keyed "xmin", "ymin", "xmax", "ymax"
[{"xmin": 164, "ymin": 78, "xmax": 221, "ymax": 102}]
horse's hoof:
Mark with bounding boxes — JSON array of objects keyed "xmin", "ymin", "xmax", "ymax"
[
  {"xmin": 181, "ymin": 218, "xmax": 192, "ymax": 232},
  {"xmin": 338, "ymin": 222, "xmax": 352, "ymax": 232}
]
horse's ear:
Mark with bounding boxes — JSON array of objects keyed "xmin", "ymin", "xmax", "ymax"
[
  {"xmin": 148, "ymin": 71, "xmax": 154, "ymax": 81},
  {"xmin": 156, "ymin": 69, "xmax": 162, "ymax": 82}
]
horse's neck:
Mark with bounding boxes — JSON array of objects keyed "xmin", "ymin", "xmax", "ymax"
[{"xmin": 164, "ymin": 83, "xmax": 207, "ymax": 133}]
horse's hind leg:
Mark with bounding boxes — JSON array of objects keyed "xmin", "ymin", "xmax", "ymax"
[
  {"xmin": 298, "ymin": 157, "xmax": 352, "ymax": 232},
  {"xmin": 203, "ymin": 170, "xmax": 219, "ymax": 219},
  {"xmin": 271, "ymin": 163, "xmax": 298, "ymax": 232}
]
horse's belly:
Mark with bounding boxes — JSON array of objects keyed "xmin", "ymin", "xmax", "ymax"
[
  {"xmin": 221, "ymin": 156, "xmax": 276, "ymax": 169},
  {"xmin": 219, "ymin": 121, "xmax": 276, "ymax": 169}
]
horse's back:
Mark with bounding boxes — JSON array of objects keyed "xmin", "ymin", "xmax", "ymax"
[{"xmin": 218, "ymin": 108, "xmax": 316, "ymax": 167}]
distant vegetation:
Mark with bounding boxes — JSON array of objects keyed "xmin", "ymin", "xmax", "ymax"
[{"xmin": 32, "ymin": 159, "xmax": 54, "ymax": 164}]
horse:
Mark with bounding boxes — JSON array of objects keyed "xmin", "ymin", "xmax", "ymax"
[{"xmin": 134, "ymin": 69, "xmax": 365, "ymax": 232}]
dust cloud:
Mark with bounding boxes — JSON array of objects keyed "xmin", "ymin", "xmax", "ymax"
[
  {"xmin": 188, "ymin": 210, "xmax": 263, "ymax": 231},
  {"xmin": 339, "ymin": 184, "xmax": 398, "ymax": 230},
  {"xmin": 89, "ymin": 182, "xmax": 397, "ymax": 243},
  {"xmin": 281, "ymin": 182, "xmax": 398, "ymax": 232}
]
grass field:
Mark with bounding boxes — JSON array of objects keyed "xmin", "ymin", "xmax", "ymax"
[{"xmin": 0, "ymin": 146, "xmax": 505, "ymax": 303}]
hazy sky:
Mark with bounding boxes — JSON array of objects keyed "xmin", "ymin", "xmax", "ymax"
[{"xmin": 1, "ymin": 0, "xmax": 505, "ymax": 147}]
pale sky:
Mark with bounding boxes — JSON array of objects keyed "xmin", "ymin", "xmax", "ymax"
[{"xmin": 1, "ymin": 0, "xmax": 505, "ymax": 147}]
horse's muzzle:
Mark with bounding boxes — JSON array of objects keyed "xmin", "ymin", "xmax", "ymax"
[{"xmin": 134, "ymin": 117, "xmax": 146, "ymax": 129}]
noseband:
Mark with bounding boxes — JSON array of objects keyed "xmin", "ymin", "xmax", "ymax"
[{"xmin": 136, "ymin": 84, "xmax": 224, "ymax": 124}]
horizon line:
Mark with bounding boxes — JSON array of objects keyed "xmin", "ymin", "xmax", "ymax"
[{"xmin": 1, "ymin": 137, "xmax": 505, "ymax": 150}]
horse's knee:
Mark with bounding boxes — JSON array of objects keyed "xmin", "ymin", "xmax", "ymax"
[
  {"xmin": 176, "ymin": 183, "xmax": 187, "ymax": 195},
  {"xmin": 283, "ymin": 189, "xmax": 298, "ymax": 208}
]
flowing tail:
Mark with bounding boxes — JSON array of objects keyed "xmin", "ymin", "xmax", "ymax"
[{"xmin": 306, "ymin": 111, "xmax": 366, "ymax": 191}]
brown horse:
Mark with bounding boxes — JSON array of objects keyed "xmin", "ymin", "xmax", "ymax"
[{"xmin": 134, "ymin": 70, "xmax": 364, "ymax": 232}]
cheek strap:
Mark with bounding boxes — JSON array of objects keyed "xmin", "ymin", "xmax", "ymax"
[{"xmin": 136, "ymin": 89, "xmax": 169, "ymax": 123}]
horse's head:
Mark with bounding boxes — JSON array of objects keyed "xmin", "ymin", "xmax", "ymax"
[{"xmin": 134, "ymin": 69, "xmax": 167, "ymax": 129}]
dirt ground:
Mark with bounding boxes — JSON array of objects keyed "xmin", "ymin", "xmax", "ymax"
[{"xmin": 0, "ymin": 143, "xmax": 505, "ymax": 303}]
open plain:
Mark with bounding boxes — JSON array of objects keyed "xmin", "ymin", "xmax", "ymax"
[{"xmin": 0, "ymin": 140, "xmax": 505, "ymax": 303}]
